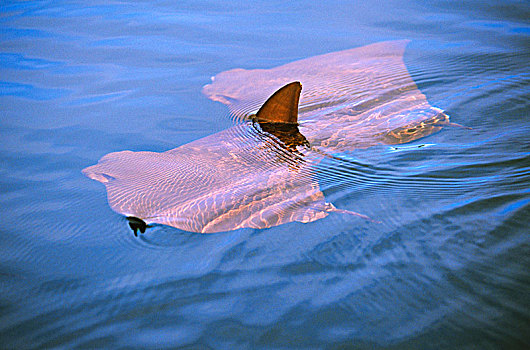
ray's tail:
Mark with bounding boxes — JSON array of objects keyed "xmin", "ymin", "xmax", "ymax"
[{"xmin": 325, "ymin": 203, "xmax": 381, "ymax": 223}]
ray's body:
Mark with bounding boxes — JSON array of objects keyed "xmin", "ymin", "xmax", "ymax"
[{"xmin": 83, "ymin": 41, "xmax": 451, "ymax": 234}]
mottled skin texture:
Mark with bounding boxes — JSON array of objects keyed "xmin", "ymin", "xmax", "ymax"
[
  {"xmin": 83, "ymin": 41, "xmax": 450, "ymax": 234},
  {"xmin": 84, "ymin": 126, "xmax": 329, "ymax": 233}
]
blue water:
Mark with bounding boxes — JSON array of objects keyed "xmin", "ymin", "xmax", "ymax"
[{"xmin": 1, "ymin": 1, "xmax": 529, "ymax": 348}]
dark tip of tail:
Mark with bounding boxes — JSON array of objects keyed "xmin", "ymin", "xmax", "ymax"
[{"xmin": 127, "ymin": 216, "xmax": 147, "ymax": 237}]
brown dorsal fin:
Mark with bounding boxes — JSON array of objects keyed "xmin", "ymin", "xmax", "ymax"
[{"xmin": 255, "ymin": 82, "xmax": 301, "ymax": 124}]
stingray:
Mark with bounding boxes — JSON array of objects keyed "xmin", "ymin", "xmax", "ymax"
[{"xmin": 83, "ymin": 40, "xmax": 454, "ymax": 235}]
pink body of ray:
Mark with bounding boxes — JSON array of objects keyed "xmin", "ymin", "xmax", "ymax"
[{"xmin": 83, "ymin": 41, "xmax": 449, "ymax": 233}]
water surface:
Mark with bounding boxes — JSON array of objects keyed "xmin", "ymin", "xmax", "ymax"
[{"xmin": 1, "ymin": 0, "xmax": 529, "ymax": 348}]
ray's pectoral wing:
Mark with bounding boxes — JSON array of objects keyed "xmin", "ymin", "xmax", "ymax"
[
  {"xmin": 203, "ymin": 40, "xmax": 452, "ymax": 150},
  {"xmin": 156, "ymin": 175, "xmax": 332, "ymax": 233},
  {"xmin": 201, "ymin": 40, "xmax": 415, "ymax": 120},
  {"xmin": 84, "ymin": 152, "xmax": 332, "ymax": 233},
  {"xmin": 82, "ymin": 87, "xmax": 330, "ymax": 234}
]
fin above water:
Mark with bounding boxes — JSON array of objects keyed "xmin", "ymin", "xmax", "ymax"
[{"xmin": 255, "ymin": 81, "xmax": 301, "ymax": 124}]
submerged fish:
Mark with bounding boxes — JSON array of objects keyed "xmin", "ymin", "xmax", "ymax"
[{"xmin": 83, "ymin": 40, "xmax": 452, "ymax": 235}]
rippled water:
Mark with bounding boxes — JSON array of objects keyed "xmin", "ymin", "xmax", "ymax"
[{"xmin": 1, "ymin": 1, "xmax": 529, "ymax": 348}]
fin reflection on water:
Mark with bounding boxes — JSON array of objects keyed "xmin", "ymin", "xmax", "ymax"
[{"xmin": 83, "ymin": 41, "xmax": 454, "ymax": 235}]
